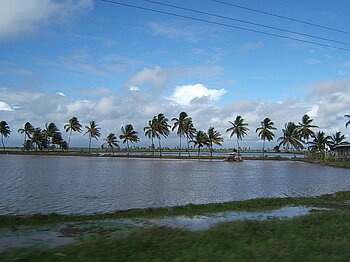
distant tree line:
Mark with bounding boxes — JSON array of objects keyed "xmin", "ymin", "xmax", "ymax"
[{"xmin": 1, "ymin": 113, "xmax": 349, "ymax": 155}]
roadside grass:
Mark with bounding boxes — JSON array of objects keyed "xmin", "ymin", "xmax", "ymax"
[
  {"xmin": 2, "ymin": 209, "xmax": 350, "ymax": 261},
  {"xmin": 1, "ymin": 191, "xmax": 350, "ymax": 228}
]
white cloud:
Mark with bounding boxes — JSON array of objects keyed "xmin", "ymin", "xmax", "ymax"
[
  {"xmin": 0, "ymin": 0, "xmax": 93, "ymax": 41},
  {"xmin": 168, "ymin": 84, "xmax": 227, "ymax": 106},
  {"xmin": 0, "ymin": 101, "xmax": 13, "ymax": 111},
  {"xmin": 1, "ymin": 78, "xmax": 350, "ymax": 148}
]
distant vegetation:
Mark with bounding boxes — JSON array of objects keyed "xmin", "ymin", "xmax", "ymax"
[{"xmin": 0, "ymin": 113, "xmax": 349, "ymax": 156}]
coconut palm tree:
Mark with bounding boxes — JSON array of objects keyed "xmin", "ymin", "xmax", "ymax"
[
  {"xmin": 345, "ymin": 114, "xmax": 350, "ymax": 128},
  {"xmin": 328, "ymin": 131, "xmax": 347, "ymax": 149},
  {"xmin": 207, "ymin": 127, "xmax": 223, "ymax": 157},
  {"xmin": 172, "ymin": 112, "xmax": 191, "ymax": 155},
  {"xmin": 297, "ymin": 114, "xmax": 318, "ymax": 149},
  {"xmin": 84, "ymin": 121, "xmax": 101, "ymax": 153},
  {"xmin": 226, "ymin": 116, "xmax": 249, "ymax": 155},
  {"xmin": 103, "ymin": 133, "xmax": 119, "ymax": 154},
  {"xmin": 31, "ymin": 128, "xmax": 46, "ymax": 151},
  {"xmin": 277, "ymin": 122, "xmax": 304, "ymax": 153},
  {"xmin": 120, "ymin": 124, "xmax": 139, "ymax": 152},
  {"xmin": 153, "ymin": 114, "xmax": 170, "ymax": 156},
  {"xmin": 18, "ymin": 122, "xmax": 35, "ymax": 147},
  {"xmin": 309, "ymin": 131, "xmax": 331, "ymax": 152},
  {"xmin": 144, "ymin": 118, "xmax": 159, "ymax": 155},
  {"xmin": 190, "ymin": 130, "xmax": 209, "ymax": 156},
  {"xmin": 64, "ymin": 116, "xmax": 82, "ymax": 147},
  {"xmin": 183, "ymin": 119, "xmax": 196, "ymax": 156},
  {"xmin": 43, "ymin": 123, "xmax": 60, "ymax": 151},
  {"xmin": 0, "ymin": 121, "xmax": 11, "ymax": 150},
  {"xmin": 256, "ymin": 118, "xmax": 277, "ymax": 156}
]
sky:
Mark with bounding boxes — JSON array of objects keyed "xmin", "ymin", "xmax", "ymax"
[{"xmin": 1, "ymin": 0, "xmax": 350, "ymax": 149}]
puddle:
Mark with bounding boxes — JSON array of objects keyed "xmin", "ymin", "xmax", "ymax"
[
  {"xmin": 149, "ymin": 206, "xmax": 331, "ymax": 231},
  {"xmin": 0, "ymin": 206, "xmax": 331, "ymax": 252}
]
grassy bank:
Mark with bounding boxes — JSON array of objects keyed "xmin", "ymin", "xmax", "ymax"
[
  {"xmin": 2, "ymin": 192, "xmax": 350, "ymax": 261},
  {"xmin": 1, "ymin": 191, "xmax": 349, "ymax": 228}
]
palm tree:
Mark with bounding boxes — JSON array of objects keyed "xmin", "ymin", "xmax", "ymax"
[
  {"xmin": 190, "ymin": 130, "xmax": 209, "ymax": 156},
  {"xmin": 32, "ymin": 127, "xmax": 44, "ymax": 151},
  {"xmin": 0, "ymin": 121, "xmax": 11, "ymax": 150},
  {"xmin": 226, "ymin": 116, "xmax": 249, "ymax": 155},
  {"xmin": 256, "ymin": 118, "xmax": 277, "ymax": 156},
  {"xmin": 328, "ymin": 131, "xmax": 347, "ymax": 149},
  {"xmin": 64, "ymin": 117, "xmax": 82, "ymax": 147},
  {"xmin": 297, "ymin": 114, "xmax": 318, "ymax": 149},
  {"xmin": 153, "ymin": 114, "xmax": 170, "ymax": 156},
  {"xmin": 345, "ymin": 114, "xmax": 350, "ymax": 128},
  {"xmin": 84, "ymin": 121, "xmax": 101, "ymax": 153},
  {"xmin": 183, "ymin": 119, "xmax": 196, "ymax": 156},
  {"xmin": 43, "ymin": 123, "xmax": 60, "ymax": 151},
  {"xmin": 207, "ymin": 127, "xmax": 223, "ymax": 157},
  {"xmin": 120, "ymin": 124, "xmax": 139, "ymax": 152},
  {"xmin": 18, "ymin": 122, "xmax": 35, "ymax": 147},
  {"xmin": 309, "ymin": 131, "xmax": 331, "ymax": 152},
  {"xmin": 144, "ymin": 119, "xmax": 159, "ymax": 155},
  {"xmin": 103, "ymin": 133, "xmax": 119, "ymax": 154},
  {"xmin": 172, "ymin": 112, "xmax": 191, "ymax": 155},
  {"xmin": 277, "ymin": 122, "xmax": 304, "ymax": 153}
]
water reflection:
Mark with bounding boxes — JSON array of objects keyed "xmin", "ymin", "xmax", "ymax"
[{"xmin": 0, "ymin": 155, "xmax": 349, "ymax": 215}]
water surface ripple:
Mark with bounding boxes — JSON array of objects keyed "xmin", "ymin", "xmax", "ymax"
[{"xmin": 0, "ymin": 155, "xmax": 349, "ymax": 215}]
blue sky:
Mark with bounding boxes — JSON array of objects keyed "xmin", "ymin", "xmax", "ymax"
[{"xmin": 1, "ymin": 0, "xmax": 350, "ymax": 148}]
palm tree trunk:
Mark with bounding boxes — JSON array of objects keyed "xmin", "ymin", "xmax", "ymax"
[
  {"xmin": 151, "ymin": 136, "xmax": 154, "ymax": 155},
  {"xmin": 179, "ymin": 136, "xmax": 182, "ymax": 156},
  {"xmin": 1, "ymin": 134, "xmax": 4, "ymax": 151},
  {"xmin": 210, "ymin": 142, "xmax": 213, "ymax": 157},
  {"xmin": 237, "ymin": 138, "xmax": 240, "ymax": 155},
  {"xmin": 262, "ymin": 139, "xmax": 265, "ymax": 157},
  {"xmin": 23, "ymin": 134, "xmax": 26, "ymax": 148},
  {"xmin": 187, "ymin": 136, "xmax": 190, "ymax": 156},
  {"xmin": 68, "ymin": 129, "xmax": 72, "ymax": 148},
  {"xmin": 158, "ymin": 138, "xmax": 162, "ymax": 156},
  {"xmin": 88, "ymin": 135, "xmax": 92, "ymax": 154},
  {"xmin": 127, "ymin": 140, "xmax": 129, "ymax": 155},
  {"xmin": 198, "ymin": 146, "xmax": 200, "ymax": 156}
]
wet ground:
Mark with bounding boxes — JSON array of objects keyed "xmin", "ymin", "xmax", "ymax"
[{"xmin": 0, "ymin": 205, "xmax": 331, "ymax": 253}]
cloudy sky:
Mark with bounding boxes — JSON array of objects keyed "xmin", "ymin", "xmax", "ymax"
[{"xmin": 1, "ymin": 0, "xmax": 350, "ymax": 149}]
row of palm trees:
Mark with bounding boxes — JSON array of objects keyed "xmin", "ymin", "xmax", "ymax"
[{"xmin": 1, "ymin": 113, "xmax": 349, "ymax": 155}]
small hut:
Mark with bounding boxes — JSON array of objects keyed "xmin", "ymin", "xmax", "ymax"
[{"xmin": 332, "ymin": 144, "xmax": 350, "ymax": 159}]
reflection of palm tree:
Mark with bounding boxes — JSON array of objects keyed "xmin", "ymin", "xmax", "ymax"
[
  {"xmin": 64, "ymin": 117, "xmax": 82, "ymax": 147},
  {"xmin": 256, "ymin": 118, "xmax": 277, "ymax": 156},
  {"xmin": 190, "ymin": 130, "xmax": 209, "ymax": 156},
  {"xmin": 103, "ymin": 133, "xmax": 119, "ymax": 154},
  {"xmin": 0, "ymin": 121, "xmax": 11, "ymax": 150},
  {"xmin": 207, "ymin": 127, "xmax": 223, "ymax": 157},
  {"xmin": 226, "ymin": 116, "xmax": 249, "ymax": 155},
  {"xmin": 172, "ymin": 112, "xmax": 191, "ymax": 155},
  {"xmin": 84, "ymin": 121, "xmax": 101, "ymax": 153},
  {"xmin": 329, "ymin": 131, "xmax": 347, "ymax": 149},
  {"xmin": 120, "ymin": 124, "xmax": 139, "ymax": 152},
  {"xmin": 18, "ymin": 122, "xmax": 34, "ymax": 146},
  {"xmin": 183, "ymin": 119, "xmax": 196, "ymax": 156},
  {"xmin": 277, "ymin": 122, "xmax": 304, "ymax": 152},
  {"xmin": 309, "ymin": 131, "xmax": 331, "ymax": 152},
  {"xmin": 297, "ymin": 114, "xmax": 318, "ymax": 149}
]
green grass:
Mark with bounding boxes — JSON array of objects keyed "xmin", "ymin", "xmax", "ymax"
[
  {"xmin": 2, "ymin": 192, "xmax": 350, "ymax": 261},
  {"xmin": 2, "ymin": 210, "xmax": 350, "ymax": 261}
]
